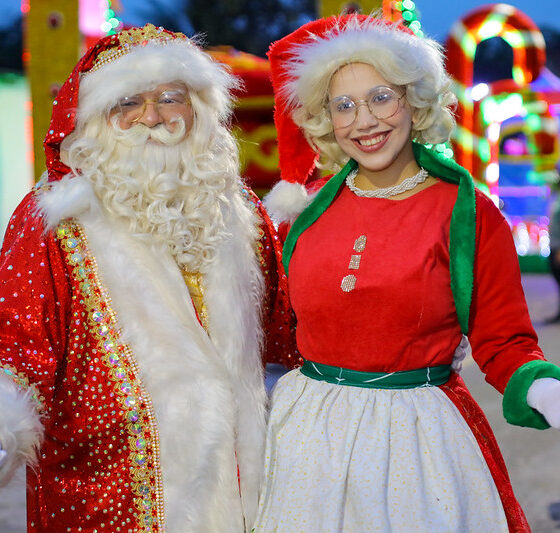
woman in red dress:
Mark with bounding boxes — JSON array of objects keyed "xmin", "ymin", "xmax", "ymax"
[{"xmin": 254, "ymin": 13, "xmax": 560, "ymax": 532}]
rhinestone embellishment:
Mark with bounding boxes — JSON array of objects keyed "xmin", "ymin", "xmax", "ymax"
[
  {"xmin": 341, "ymin": 275, "xmax": 357, "ymax": 292},
  {"xmin": 348, "ymin": 255, "xmax": 361, "ymax": 270},
  {"xmin": 341, "ymin": 235, "xmax": 368, "ymax": 293},
  {"xmin": 354, "ymin": 235, "xmax": 367, "ymax": 252}
]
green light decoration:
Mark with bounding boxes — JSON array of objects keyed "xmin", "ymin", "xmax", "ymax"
[
  {"xmin": 402, "ymin": 10, "xmax": 413, "ymax": 22},
  {"xmin": 526, "ymin": 113, "xmax": 542, "ymax": 130},
  {"xmin": 408, "ymin": 20, "xmax": 421, "ymax": 33},
  {"xmin": 478, "ymin": 139, "xmax": 491, "ymax": 162},
  {"xmin": 101, "ymin": 1, "xmax": 122, "ymax": 36},
  {"xmin": 434, "ymin": 142, "xmax": 455, "ymax": 159},
  {"xmin": 459, "ymin": 30, "xmax": 478, "ymax": 59},
  {"xmin": 395, "ymin": 0, "xmax": 424, "ymax": 38},
  {"xmin": 512, "ymin": 65, "xmax": 526, "ymax": 84}
]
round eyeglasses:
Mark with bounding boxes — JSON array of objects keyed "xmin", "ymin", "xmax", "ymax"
[
  {"xmin": 113, "ymin": 90, "xmax": 190, "ymax": 123},
  {"xmin": 327, "ymin": 86, "xmax": 405, "ymax": 129}
]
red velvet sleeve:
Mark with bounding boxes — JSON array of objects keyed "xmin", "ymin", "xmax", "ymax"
[
  {"xmin": 0, "ymin": 191, "xmax": 71, "ymax": 407},
  {"xmin": 468, "ymin": 190, "xmax": 545, "ymax": 393},
  {"xmin": 243, "ymin": 189, "xmax": 300, "ymax": 368}
]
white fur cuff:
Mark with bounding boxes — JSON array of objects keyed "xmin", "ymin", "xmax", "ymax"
[{"xmin": 0, "ymin": 373, "xmax": 44, "ymax": 486}]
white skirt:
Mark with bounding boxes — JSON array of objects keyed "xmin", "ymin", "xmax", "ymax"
[{"xmin": 254, "ymin": 369, "xmax": 508, "ymax": 533}]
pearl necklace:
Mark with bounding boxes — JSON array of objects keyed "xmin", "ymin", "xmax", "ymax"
[{"xmin": 346, "ymin": 167, "xmax": 429, "ymax": 198}]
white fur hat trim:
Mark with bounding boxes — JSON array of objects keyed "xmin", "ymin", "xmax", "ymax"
[
  {"xmin": 78, "ymin": 40, "xmax": 239, "ymax": 126},
  {"xmin": 282, "ymin": 18, "xmax": 440, "ymax": 111}
]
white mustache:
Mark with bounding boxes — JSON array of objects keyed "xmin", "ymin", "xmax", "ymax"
[{"xmin": 109, "ymin": 116, "xmax": 187, "ymax": 146}]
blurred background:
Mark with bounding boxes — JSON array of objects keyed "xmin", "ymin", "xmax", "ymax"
[
  {"xmin": 1, "ymin": 1, "xmax": 560, "ymax": 531},
  {"xmin": 1, "ymin": 0, "xmax": 560, "ymax": 269}
]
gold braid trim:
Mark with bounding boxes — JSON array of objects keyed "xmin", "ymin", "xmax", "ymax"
[
  {"xmin": 181, "ymin": 270, "xmax": 210, "ymax": 331},
  {"xmin": 89, "ymin": 23, "xmax": 189, "ymax": 73}
]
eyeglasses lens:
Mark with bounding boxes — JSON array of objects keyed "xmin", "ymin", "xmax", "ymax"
[
  {"xmin": 328, "ymin": 87, "xmax": 401, "ymax": 128},
  {"xmin": 116, "ymin": 91, "xmax": 189, "ymax": 122}
]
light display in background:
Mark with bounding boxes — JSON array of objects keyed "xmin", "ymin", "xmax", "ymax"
[
  {"xmin": 208, "ymin": 47, "xmax": 278, "ymax": 195},
  {"xmin": 445, "ymin": 3, "xmax": 559, "ymax": 265},
  {"xmin": 24, "ymin": 0, "xmax": 80, "ymax": 179},
  {"xmin": 80, "ymin": 0, "xmax": 123, "ymax": 49},
  {"xmin": 0, "ymin": 73, "xmax": 34, "ymax": 242},
  {"xmin": 385, "ymin": 0, "xmax": 423, "ymax": 37}
]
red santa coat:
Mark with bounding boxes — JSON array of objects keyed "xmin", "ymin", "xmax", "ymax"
[
  {"xmin": 0, "ymin": 25, "xmax": 300, "ymax": 532},
  {"xmin": 0, "ymin": 176, "xmax": 295, "ymax": 532}
]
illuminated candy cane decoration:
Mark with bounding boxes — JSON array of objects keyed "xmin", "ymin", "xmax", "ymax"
[{"xmin": 445, "ymin": 3, "xmax": 546, "ymax": 183}]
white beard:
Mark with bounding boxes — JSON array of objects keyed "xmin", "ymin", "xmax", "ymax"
[{"xmin": 63, "ymin": 115, "xmax": 239, "ymax": 273}]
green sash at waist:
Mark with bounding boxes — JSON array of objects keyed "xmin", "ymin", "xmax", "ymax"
[{"xmin": 300, "ymin": 360, "xmax": 452, "ymax": 389}]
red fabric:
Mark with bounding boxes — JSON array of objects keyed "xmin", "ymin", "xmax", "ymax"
[
  {"xmin": 290, "ymin": 181, "xmax": 462, "ymax": 371},
  {"xmin": 243, "ymin": 189, "xmax": 300, "ymax": 367},
  {"xmin": 1, "ymin": 193, "xmax": 145, "ymax": 530},
  {"xmin": 2, "ymin": 24, "xmax": 296, "ymax": 531},
  {"xmin": 441, "ymin": 373, "xmax": 530, "ymax": 532},
  {"xmin": 288, "ymin": 183, "xmax": 544, "ymax": 384},
  {"xmin": 469, "ymin": 191, "xmax": 545, "ymax": 393},
  {"xmin": 1, "ymin": 188, "xmax": 297, "ymax": 530},
  {"xmin": 282, "ymin": 180, "xmax": 541, "ymax": 530}
]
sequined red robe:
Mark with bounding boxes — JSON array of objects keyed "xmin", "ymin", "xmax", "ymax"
[{"xmin": 0, "ymin": 176, "xmax": 296, "ymax": 532}]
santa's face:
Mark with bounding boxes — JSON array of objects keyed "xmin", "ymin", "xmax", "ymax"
[
  {"xmin": 64, "ymin": 102, "xmax": 235, "ymax": 272},
  {"xmin": 108, "ymin": 82, "xmax": 194, "ymax": 140}
]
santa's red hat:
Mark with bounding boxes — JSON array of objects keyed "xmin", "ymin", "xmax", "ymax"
[
  {"xmin": 45, "ymin": 24, "xmax": 238, "ymax": 182},
  {"xmin": 265, "ymin": 14, "xmax": 416, "ymax": 221}
]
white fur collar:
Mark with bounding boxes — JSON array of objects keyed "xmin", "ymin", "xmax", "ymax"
[{"xmin": 36, "ymin": 176, "xmax": 267, "ymax": 532}]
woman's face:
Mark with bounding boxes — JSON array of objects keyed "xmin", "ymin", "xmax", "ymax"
[{"xmin": 328, "ymin": 62, "xmax": 414, "ymax": 174}]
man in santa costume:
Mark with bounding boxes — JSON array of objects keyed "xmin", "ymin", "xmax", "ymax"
[{"xmin": 0, "ymin": 24, "xmax": 294, "ymax": 532}]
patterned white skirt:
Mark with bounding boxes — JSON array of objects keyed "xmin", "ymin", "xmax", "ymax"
[{"xmin": 253, "ymin": 369, "xmax": 508, "ymax": 533}]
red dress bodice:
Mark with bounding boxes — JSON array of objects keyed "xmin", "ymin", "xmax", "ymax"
[{"xmin": 289, "ymin": 181, "xmax": 462, "ymax": 372}]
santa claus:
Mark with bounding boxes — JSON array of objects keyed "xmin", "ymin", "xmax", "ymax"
[{"xmin": 0, "ymin": 24, "xmax": 295, "ymax": 532}]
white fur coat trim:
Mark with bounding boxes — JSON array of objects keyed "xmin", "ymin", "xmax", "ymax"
[{"xmin": 37, "ymin": 177, "xmax": 267, "ymax": 532}]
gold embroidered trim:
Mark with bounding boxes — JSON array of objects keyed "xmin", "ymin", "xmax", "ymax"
[
  {"xmin": 0, "ymin": 364, "xmax": 46, "ymax": 413},
  {"xmin": 89, "ymin": 23, "xmax": 189, "ymax": 73},
  {"xmin": 182, "ymin": 270, "xmax": 210, "ymax": 331},
  {"xmin": 56, "ymin": 221, "xmax": 166, "ymax": 531}
]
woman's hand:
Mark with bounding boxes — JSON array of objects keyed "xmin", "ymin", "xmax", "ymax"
[{"xmin": 527, "ymin": 377, "xmax": 560, "ymax": 428}]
